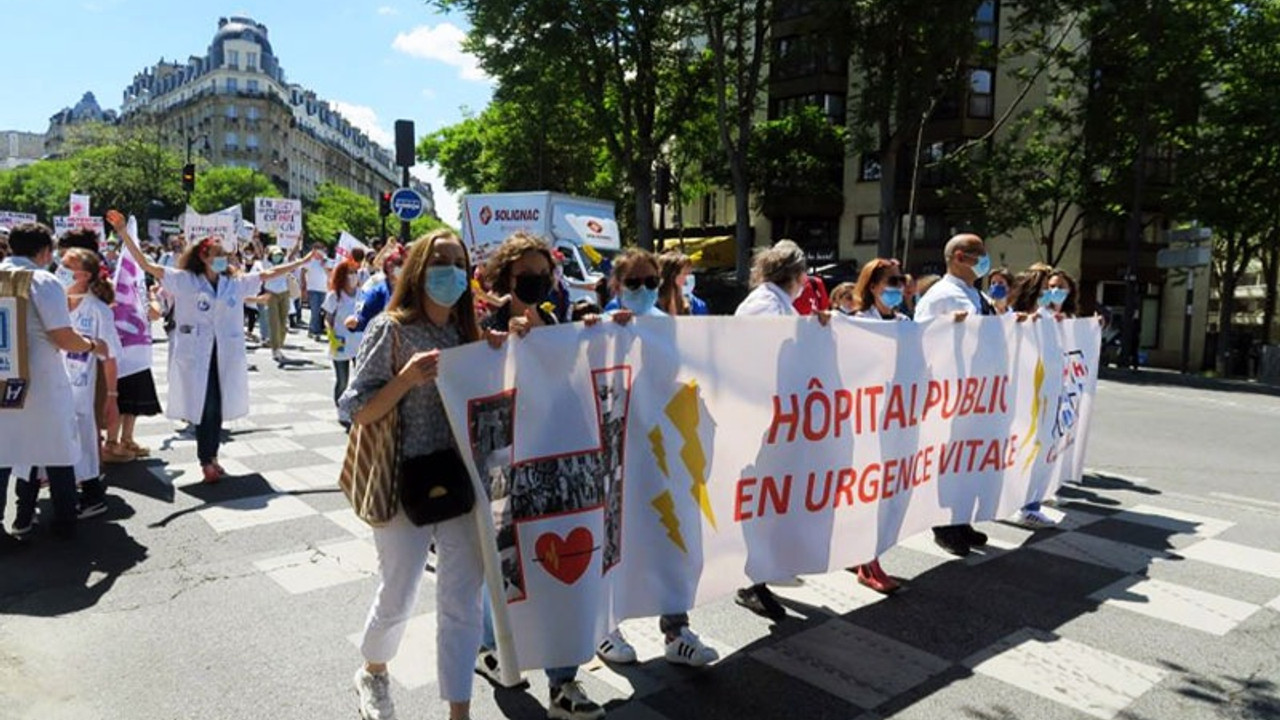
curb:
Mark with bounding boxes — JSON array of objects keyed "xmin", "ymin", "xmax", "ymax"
[{"xmin": 1099, "ymin": 367, "xmax": 1280, "ymax": 398}]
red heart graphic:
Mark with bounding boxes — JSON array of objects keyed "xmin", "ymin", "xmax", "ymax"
[{"xmin": 535, "ymin": 528, "xmax": 594, "ymax": 585}]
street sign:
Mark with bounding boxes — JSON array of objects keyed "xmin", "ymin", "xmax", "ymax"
[
  {"xmin": 1166, "ymin": 226, "xmax": 1212, "ymax": 243},
  {"xmin": 1157, "ymin": 246, "xmax": 1211, "ymax": 269},
  {"xmin": 390, "ymin": 187, "xmax": 424, "ymax": 222}
]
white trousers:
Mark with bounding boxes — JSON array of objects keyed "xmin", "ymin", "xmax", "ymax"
[{"xmin": 360, "ymin": 510, "xmax": 485, "ymax": 703}]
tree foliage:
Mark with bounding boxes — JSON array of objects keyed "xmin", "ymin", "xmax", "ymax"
[
  {"xmin": 438, "ymin": 0, "xmax": 708, "ymax": 249},
  {"xmin": 189, "ymin": 166, "xmax": 280, "ymax": 217},
  {"xmin": 302, "ymin": 182, "xmax": 450, "ymax": 246}
]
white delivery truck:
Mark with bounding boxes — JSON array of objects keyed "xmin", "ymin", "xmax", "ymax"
[{"xmin": 460, "ymin": 192, "xmax": 622, "ymax": 304}]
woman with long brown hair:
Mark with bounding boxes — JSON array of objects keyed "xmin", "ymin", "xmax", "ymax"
[
  {"xmin": 340, "ymin": 230, "xmax": 488, "ymax": 720},
  {"xmin": 656, "ymin": 251, "xmax": 708, "ymax": 316},
  {"xmin": 322, "ymin": 259, "xmax": 362, "ymax": 409}
]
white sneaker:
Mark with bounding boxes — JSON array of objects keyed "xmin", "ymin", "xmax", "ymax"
[
  {"xmin": 664, "ymin": 627, "xmax": 719, "ymax": 667},
  {"xmin": 596, "ymin": 629, "xmax": 637, "ymax": 664},
  {"xmin": 353, "ymin": 667, "xmax": 396, "ymax": 720},
  {"xmin": 1016, "ymin": 508, "xmax": 1058, "ymax": 529},
  {"xmin": 548, "ymin": 681, "xmax": 605, "ymax": 720}
]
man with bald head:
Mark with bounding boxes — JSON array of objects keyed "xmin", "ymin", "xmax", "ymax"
[{"xmin": 913, "ymin": 233, "xmax": 994, "ymax": 556}]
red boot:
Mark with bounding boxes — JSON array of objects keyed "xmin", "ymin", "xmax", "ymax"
[{"xmin": 856, "ymin": 559, "xmax": 900, "ymax": 595}]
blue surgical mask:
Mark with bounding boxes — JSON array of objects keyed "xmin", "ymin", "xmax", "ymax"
[
  {"xmin": 989, "ymin": 283, "xmax": 1008, "ymax": 301},
  {"xmin": 973, "ymin": 254, "xmax": 991, "ymax": 279},
  {"xmin": 425, "ymin": 265, "xmax": 468, "ymax": 307},
  {"xmin": 56, "ymin": 266, "xmax": 78, "ymax": 288},
  {"xmin": 682, "ymin": 274, "xmax": 696, "ymax": 298},
  {"xmin": 621, "ymin": 286, "xmax": 659, "ymax": 315},
  {"xmin": 879, "ymin": 287, "xmax": 904, "ymax": 309},
  {"xmin": 1044, "ymin": 287, "xmax": 1069, "ymax": 306},
  {"xmin": 210, "ymin": 257, "xmax": 229, "ymax": 274}
]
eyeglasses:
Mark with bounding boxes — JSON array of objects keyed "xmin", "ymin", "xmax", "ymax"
[
  {"xmin": 623, "ymin": 276, "xmax": 660, "ymax": 291},
  {"xmin": 886, "ymin": 275, "xmax": 905, "ymax": 287}
]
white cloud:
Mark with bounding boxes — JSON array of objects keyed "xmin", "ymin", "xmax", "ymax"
[
  {"xmin": 331, "ymin": 101, "xmax": 394, "ymax": 148},
  {"xmin": 330, "ymin": 101, "xmax": 461, "ymax": 228},
  {"xmin": 392, "ymin": 23, "xmax": 488, "ymax": 82},
  {"xmin": 421, "ymin": 88, "xmax": 437, "ymax": 100},
  {"xmin": 412, "ymin": 165, "xmax": 461, "ymax": 229},
  {"xmin": 377, "ymin": 5, "xmax": 398, "ymax": 15}
]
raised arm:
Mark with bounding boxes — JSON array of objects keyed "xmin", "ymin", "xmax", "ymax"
[
  {"xmin": 106, "ymin": 209, "xmax": 164, "ymax": 279},
  {"xmin": 259, "ymin": 247, "xmax": 322, "ymax": 281}
]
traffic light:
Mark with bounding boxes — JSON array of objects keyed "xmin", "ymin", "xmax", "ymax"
[
  {"xmin": 182, "ymin": 163, "xmax": 196, "ymax": 194},
  {"xmin": 379, "ymin": 191, "xmax": 392, "ymax": 217}
]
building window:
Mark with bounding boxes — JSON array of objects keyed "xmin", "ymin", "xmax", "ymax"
[
  {"xmin": 226, "ymin": 77, "xmax": 238, "ymax": 93},
  {"xmin": 247, "ymin": 134, "xmax": 259, "ymax": 150},
  {"xmin": 976, "ymin": 1, "xmax": 997, "ymax": 43},
  {"xmin": 247, "ymin": 106, "xmax": 259, "ymax": 121},
  {"xmin": 225, "ymin": 104, "xmax": 238, "ymax": 118},
  {"xmin": 857, "ymin": 215, "xmax": 880, "ymax": 245},
  {"xmin": 227, "ymin": 50, "xmax": 240, "ymax": 69},
  {"xmin": 859, "ymin": 153, "xmax": 882, "ymax": 182},
  {"xmin": 247, "ymin": 79, "xmax": 259, "ymax": 93},
  {"xmin": 225, "ymin": 132, "xmax": 238, "ymax": 150},
  {"xmin": 247, "ymin": 52, "xmax": 259, "ymax": 71},
  {"xmin": 969, "ymin": 68, "xmax": 994, "ymax": 118}
]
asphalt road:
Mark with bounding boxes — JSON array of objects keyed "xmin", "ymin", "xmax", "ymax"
[{"xmin": 1, "ymin": 333, "xmax": 1278, "ymax": 720}]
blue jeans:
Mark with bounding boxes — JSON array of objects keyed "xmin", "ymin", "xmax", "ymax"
[
  {"xmin": 333, "ymin": 360, "xmax": 350, "ymax": 406},
  {"xmin": 308, "ymin": 291, "xmax": 326, "ymax": 336},
  {"xmin": 482, "ymin": 590, "xmax": 577, "ymax": 687}
]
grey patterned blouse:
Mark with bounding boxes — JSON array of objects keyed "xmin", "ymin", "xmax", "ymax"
[{"xmin": 338, "ymin": 314, "xmax": 463, "ymax": 459}]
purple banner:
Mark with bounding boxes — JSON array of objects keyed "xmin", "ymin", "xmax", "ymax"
[{"xmin": 112, "ymin": 253, "xmax": 151, "ymax": 348}]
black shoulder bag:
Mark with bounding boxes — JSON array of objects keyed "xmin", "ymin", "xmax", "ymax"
[{"xmin": 399, "ymin": 445, "xmax": 476, "ymax": 525}]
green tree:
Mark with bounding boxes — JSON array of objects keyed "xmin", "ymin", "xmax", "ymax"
[
  {"xmin": 0, "ymin": 159, "xmax": 76, "ymax": 222},
  {"xmin": 1177, "ymin": 0, "xmax": 1280, "ymax": 365},
  {"xmin": 304, "ymin": 183, "xmax": 381, "ymax": 244},
  {"xmin": 699, "ymin": 0, "xmax": 773, "ymax": 280},
  {"xmin": 188, "ymin": 166, "xmax": 280, "ymax": 218},
  {"xmin": 840, "ymin": 0, "xmax": 989, "ymax": 259},
  {"xmin": 63, "ymin": 124, "xmax": 186, "ymax": 220},
  {"xmin": 440, "ymin": 0, "xmax": 707, "ymax": 250},
  {"xmin": 746, "ymin": 106, "xmax": 848, "ymax": 241}
]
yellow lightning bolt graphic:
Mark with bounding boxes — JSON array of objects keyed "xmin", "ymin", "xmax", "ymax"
[
  {"xmin": 544, "ymin": 544, "xmax": 560, "ymax": 571},
  {"xmin": 648, "ymin": 425, "xmax": 669, "ymax": 477},
  {"xmin": 1020, "ymin": 359, "xmax": 1046, "ymax": 472},
  {"xmin": 665, "ymin": 381, "xmax": 716, "ymax": 530},
  {"xmin": 651, "ymin": 490, "xmax": 687, "ymax": 553}
]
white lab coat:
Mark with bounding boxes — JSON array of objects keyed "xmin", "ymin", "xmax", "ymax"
[
  {"xmin": 0, "ymin": 257, "xmax": 79, "ymax": 468},
  {"xmin": 162, "ymin": 267, "xmax": 263, "ymax": 423}
]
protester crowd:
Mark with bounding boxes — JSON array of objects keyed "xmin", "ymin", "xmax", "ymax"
[{"xmin": 0, "ymin": 213, "xmax": 1084, "ymax": 720}]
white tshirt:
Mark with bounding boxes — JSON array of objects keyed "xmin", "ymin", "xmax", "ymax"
[
  {"xmin": 0, "ymin": 256, "xmax": 80, "ymax": 466},
  {"xmin": 65, "ymin": 295, "xmax": 123, "ymax": 416},
  {"xmin": 254, "ymin": 258, "xmax": 290, "ymax": 294},
  {"xmin": 322, "ymin": 289, "xmax": 362, "ymax": 361},
  {"xmin": 304, "ymin": 258, "xmax": 332, "ymax": 293}
]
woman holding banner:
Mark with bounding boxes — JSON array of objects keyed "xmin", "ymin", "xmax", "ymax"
[
  {"xmin": 732, "ymin": 239, "xmax": 826, "ymax": 620},
  {"xmin": 339, "ymin": 230, "xmax": 489, "ymax": 720},
  {"xmin": 842, "ymin": 258, "xmax": 914, "ymax": 594},
  {"xmin": 108, "ymin": 210, "xmax": 320, "ymax": 483}
]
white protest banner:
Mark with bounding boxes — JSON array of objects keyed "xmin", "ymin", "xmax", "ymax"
[
  {"xmin": 255, "ymin": 197, "xmax": 303, "ymax": 237},
  {"xmin": 435, "ymin": 315, "xmax": 1101, "ymax": 673},
  {"xmin": 69, "ymin": 193, "xmax": 90, "ymax": 218},
  {"xmin": 0, "ymin": 212, "xmax": 37, "ymax": 230},
  {"xmin": 52, "ymin": 216, "xmax": 105, "ymax": 240},
  {"xmin": 336, "ymin": 231, "xmax": 369, "ymax": 259},
  {"xmin": 183, "ymin": 209, "xmax": 238, "ymax": 252}
]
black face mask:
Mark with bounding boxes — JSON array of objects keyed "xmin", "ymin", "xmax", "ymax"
[{"xmin": 513, "ymin": 274, "xmax": 552, "ymax": 305}]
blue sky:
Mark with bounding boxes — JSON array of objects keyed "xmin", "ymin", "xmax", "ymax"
[{"xmin": 0, "ymin": 0, "xmax": 494, "ymax": 224}]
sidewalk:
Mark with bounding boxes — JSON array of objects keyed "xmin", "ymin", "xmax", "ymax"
[{"xmin": 1100, "ymin": 365, "xmax": 1280, "ymax": 397}]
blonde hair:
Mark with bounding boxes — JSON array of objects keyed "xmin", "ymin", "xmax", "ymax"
[
  {"xmin": 386, "ymin": 230, "xmax": 480, "ymax": 342},
  {"xmin": 62, "ymin": 247, "xmax": 115, "ymax": 305},
  {"xmin": 830, "ymin": 282, "xmax": 856, "ymax": 309}
]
